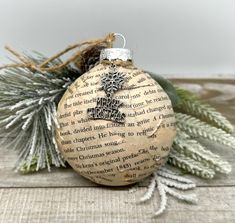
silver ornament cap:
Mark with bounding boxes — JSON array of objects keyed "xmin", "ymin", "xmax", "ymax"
[
  {"xmin": 100, "ymin": 48, "xmax": 132, "ymax": 62},
  {"xmin": 100, "ymin": 33, "xmax": 132, "ymax": 62}
]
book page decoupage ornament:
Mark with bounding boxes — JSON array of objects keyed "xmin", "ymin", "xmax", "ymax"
[
  {"xmin": 1, "ymin": 32, "xmax": 235, "ymax": 216},
  {"xmin": 55, "ymin": 34, "xmax": 176, "ymax": 186}
]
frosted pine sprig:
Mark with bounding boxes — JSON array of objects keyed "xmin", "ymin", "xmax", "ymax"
[
  {"xmin": 174, "ymin": 130, "xmax": 232, "ymax": 174},
  {"xmin": 176, "ymin": 113, "xmax": 235, "ymax": 149},
  {"xmin": 175, "ymin": 88, "xmax": 234, "ymax": 133},
  {"xmin": 159, "ymin": 177, "xmax": 196, "ymax": 190},
  {"xmin": 157, "ymin": 168, "xmax": 192, "ymax": 184},
  {"xmin": 0, "ymin": 52, "xmax": 79, "ymax": 172},
  {"xmin": 154, "ymin": 178, "xmax": 167, "ymax": 216},
  {"xmin": 168, "ymin": 149, "xmax": 216, "ymax": 178},
  {"xmin": 163, "ymin": 186, "xmax": 197, "ymax": 204},
  {"xmin": 134, "ymin": 166, "xmax": 197, "ymax": 217},
  {"xmin": 139, "ymin": 173, "xmax": 157, "ymax": 202}
]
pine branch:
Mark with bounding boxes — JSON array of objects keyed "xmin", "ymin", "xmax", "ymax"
[
  {"xmin": 0, "ymin": 52, "xmax": 80, "ymax": 171},
  {"xmin": 154, "ymin": 169, "xmax": 197, "ymax": 216},
  {"xmin": 175, "ymin": 88, "xmax": 234, "ymax": 133},
  {"xmin": 135, "ymin": 167, "xmax": 197, "ymax": 217},
  {"xmin": 164, "ymin": 186, "xmax": 197, "ymax": 204},
  {"xmin": 168, "ymin": 149, "xmax": 216, "ymax": 178},
  {"xmin": 18, "ymin": 154, "xmax": 43, "ymax": 174},
  {"xmin": 157, "ymin": 167, "xmax": 195, "ymax": 184},
  {"xmin": 173, "ymin": 130, "xmax": 232, "ymax": 174},
  {"xmin": 139, "ymin": 173, "xmax": 157, "ymax": 202},
  {"xmin": 154, "ymin": 178, "xmax": 167, "ymax": 216},
  {"xmin": 159, "ymin": 177, "xmax": 195, "ymax": 190},
  {"xmin": 176, "ymin": 113, "xmax": 235, "ymax": 149}
]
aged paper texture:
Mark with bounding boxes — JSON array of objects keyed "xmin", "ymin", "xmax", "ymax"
[{"xmin": 56, "ymin": 64, "xmax": 176, "ymax": 186}]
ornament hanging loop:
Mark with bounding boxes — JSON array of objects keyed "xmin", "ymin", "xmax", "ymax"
[{"xmin": 113, "ymin": 33, "xmax": 126, "ymax": 48}]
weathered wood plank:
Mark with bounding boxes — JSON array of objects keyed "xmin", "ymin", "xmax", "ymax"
[
  {"xmin": 0, "ymin": 148, "xmax": 95, "ymax": 187},
  {"xmin": 0, "ymin": 187, "xmax": 234, "ymax": 223},
  {"xmin": 0, "ymin": 145, "xmax": 234, "ymax": 188},
  {"xmin": 167, "ymin": 74, "xmax": 235, "ymax": 79},
  {"xmin": 172, "ymin": 79, "xmax": 235, "ymax": 125}
]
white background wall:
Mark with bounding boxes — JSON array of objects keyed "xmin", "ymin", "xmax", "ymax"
[{"xmin": 0, "ymin": 0, "xmax": 235, "ymax": 78}]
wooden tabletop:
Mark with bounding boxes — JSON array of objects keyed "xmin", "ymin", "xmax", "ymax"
[{"xmin": 0, "ymin": 79, "xmax": 234, "ymax": 223}]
